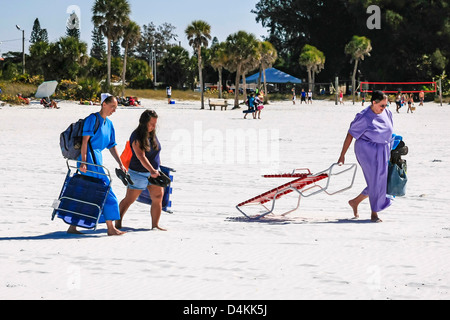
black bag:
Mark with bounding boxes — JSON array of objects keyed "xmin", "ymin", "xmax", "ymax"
[{"xmin": 60, "ymin": 113, "xmax": 100, "ymax": 163}]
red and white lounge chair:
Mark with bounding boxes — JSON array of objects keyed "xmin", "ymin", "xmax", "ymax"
[{"xmin": 236, "ymin": 163, "xmax": 357, "ymax": 219}]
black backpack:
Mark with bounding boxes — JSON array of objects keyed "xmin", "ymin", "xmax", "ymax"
[{"xmin": 60, "ymin": 113, "xmax": 101, "ymax": 163}]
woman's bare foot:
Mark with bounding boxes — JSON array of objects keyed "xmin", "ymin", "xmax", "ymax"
[
  {"xmin": 108, "ymin": 228, "xmax": 126, "ymax": 236},
  {"xmin": 152, "ymin": 226, "xmax": 167, "ymax": 231},
  {"xmin": 371, "ymin": 213, "xmax": 382, "ymax": 223},
  {"xmin": 107, "ymin": 221, "xmax": 126, "ymax": 236},
  {"xmin": 67, "ymin": 225, "xmax": 83, "ymax": 234},
  {"xmin": 349, "ymin": 199, "xmax": 359, "ymax": 218},
  {"xmin": 115, "ymin": 220, "xmax": 123, "ymax": 229}
]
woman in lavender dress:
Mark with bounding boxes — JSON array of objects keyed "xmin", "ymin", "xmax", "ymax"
[{"xmin": 338, "ymin": 91, "xmax": 393, "ymax": 222}]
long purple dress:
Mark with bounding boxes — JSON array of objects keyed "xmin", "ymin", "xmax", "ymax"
[{"xmin": 348, "ymin": 106, "xmax": 394, "ymax": 213}]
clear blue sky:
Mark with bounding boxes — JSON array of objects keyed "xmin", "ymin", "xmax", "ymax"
[{"xmin": 0, "ymin": 0, "xmax": 267, "ymax": 55}]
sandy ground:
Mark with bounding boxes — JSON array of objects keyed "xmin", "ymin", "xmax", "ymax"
[{"xmin": 0, "ymin": 98, "xmax": 449, "ymax": 300}]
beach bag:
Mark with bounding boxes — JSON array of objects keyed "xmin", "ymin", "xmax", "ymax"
[
  {"xmin": 120, "ymin": 141, "xmax": 133, "ymax": 170},
  {"xmin": 60, "ymin": 113, "xmax": 100, "ymax": 162},
  {"xmin": 387, "ymin": 161, "xmax": 407, "ymax": 197}
]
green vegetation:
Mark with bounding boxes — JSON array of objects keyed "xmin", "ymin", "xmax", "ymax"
[{"xmin": 1, "ymin": 0, "xmax": 449, "ymax": 106}]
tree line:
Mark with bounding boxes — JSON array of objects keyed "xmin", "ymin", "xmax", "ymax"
[
  {"xmin": 2, "ymin": 0, "xmax": 448, "ymax": 106},
  {"xmin": 0, "ymin": 0, "xmax": 280, "ymax": 108},
  {"xmin": 253, "ymin": 0, "xmax": 449, "ymax": 83}
]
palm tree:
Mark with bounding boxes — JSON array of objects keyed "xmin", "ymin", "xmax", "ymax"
[
  {"xmin": 185, "ymin": 20, "xmax": 211, "ymax": 109},
  {"xmin": 92, "ymin": 0, "xmax": 131, "ymax": 88},
  {"xmin": 210, "ymin": 42, "xmax": 227, "ymax": 98},
  {"xmin": 258, "ymin": 41, "xmax": 277, "ymax": 103},
  {"xmin": 240, "ymin": 54, "xmax": 260, "ymax": 99},
  {"xmin": 299, "ymin": 44, "xmax": 325, "ymax": 92},
  {"xmin": 345, "ymin": 35, "xmax": 372, "ymax": 105},
  {"xmin": 223, "ymin": 31, "xmax": 259, "ymax": 108},
  {"xmin": 121, "ymin": 20, "xmax": 141, "ymax": 96}
]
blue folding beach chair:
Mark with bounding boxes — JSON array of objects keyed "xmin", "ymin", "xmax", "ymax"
[
  {"xmin": 136, "ymin": 166, "xmax": 175, "ymax": 213},
  {"xmin": 52, "ymin": 160, "xmax": 112, "ymax": 230}
]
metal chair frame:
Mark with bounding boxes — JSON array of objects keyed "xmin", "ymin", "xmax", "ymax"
[{"xmin": 236, "ymin": 163, "xmax": 357, "ymax": 220}]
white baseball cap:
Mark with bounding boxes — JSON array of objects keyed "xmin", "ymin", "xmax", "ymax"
[{"xmin": 101, "ymin": 93, "xmax": 113, "ymax": 104}]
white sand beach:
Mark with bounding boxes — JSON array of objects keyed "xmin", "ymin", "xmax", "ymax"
[{"xmin": 0, "ymin": 98, "xmax": 449, "ymax": 300}]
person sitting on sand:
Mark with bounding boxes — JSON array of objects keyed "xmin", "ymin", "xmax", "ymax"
[
  {"xmin": 79, "ymin": 99, "xmax": 98, "ymax": 106},
  {"xmin": 117, "ymin": 110, "xmax": 166, "ymax": 231},
  {"xmin": 338, "ymin": 90, "xmax": 394, "ymax": 223},
  {"xmin": 116, "ymin": 96, "xmax": 127, "ymax": 106},
  {"xmin": 17, "ymin": 94, "xmax": 30, "ymax": 105},
  {"xmin": 41, "ymin": 97, "xmax": 59, "ymax": 109},
  {"xmin": 128, "ymin": 96, "xmax": 137, "ymax": 106}
]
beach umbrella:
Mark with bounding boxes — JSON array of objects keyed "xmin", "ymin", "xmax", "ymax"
[{"xmin": 35, "ymin": 80, "xmax": 58, "ymax": 98}]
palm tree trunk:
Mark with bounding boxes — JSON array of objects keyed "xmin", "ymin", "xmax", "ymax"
[
  {"xmin": 352, "ymin": 59, "xmax": 359, "ymax": 105},
  {"xmin": 263, "ymin": 68, "xmax": 268, "ymax": 104},
  {"xmin": 242, "ymin": 73, "xmax": 247, "ymax": 97},
  {"xmin": 107, "ymin": 37, "xmax": 112, "ymax": 88},
  {"xmin": 218, "ymin": 68, "xmax": 223, "ymax": 99},
  {"xmin": 233, "ymin": 67, "xmax": 241, "ymax": 109},
  {"xmin": 308, "ymin": 67, "xmax": 312, "ymax": 91},
  {"xmin": 258, "ymin": 65, "xmax": 262, "ymax": 92},
  {"xmin": 312, "ymin": 71, "xmax": 315, "ymax": 93},
  {"xmin": 121, "ymin": 45, "xmax": 128, "ymax": 97},
  {"xmin": 198, "ymin": 47, "xmax": 204, "ymax": 109}
]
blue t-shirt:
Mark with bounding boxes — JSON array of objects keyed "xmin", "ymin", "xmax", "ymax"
[
  {"xmin": 129, "ymin": 129, "xmax": 161, "ymax": 172},
  {"xmin": 79, "ymin": 112, "xmax": 117, "ymax": 181},
  {"xmin": 248, "ymin": 96, "xmax": 255, "ymax": 108}
]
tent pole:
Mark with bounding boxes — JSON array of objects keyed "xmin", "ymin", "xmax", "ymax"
[{"xmin": 335, "ymin": 77, "xmax": 339, "ymax": 105}]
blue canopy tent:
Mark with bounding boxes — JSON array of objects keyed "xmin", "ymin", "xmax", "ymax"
[{"xmin": 246, "ymin": 68, "xmax": 302, "ymax": 84}]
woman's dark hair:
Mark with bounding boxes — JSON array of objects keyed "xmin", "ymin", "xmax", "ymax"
[
  {"xmin": 136, "ymin": 110, "xmax": 159, "ymax": 152},
  {"xmin": 371, "ymin": 90, "xmax": 387, "ymax": 103}
]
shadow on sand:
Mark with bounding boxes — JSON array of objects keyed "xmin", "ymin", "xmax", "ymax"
[
  {"xmin": 226, "ymin": 215, "xmax": 376, "ymax": 225},
  {"xmin": 0, "ymin": 227, "xmax": 151, "ymax": 241}
]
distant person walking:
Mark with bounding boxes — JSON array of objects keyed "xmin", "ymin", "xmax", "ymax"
[
  {"xmin": 407, "ymin": 93, "xmax": 414, "ymax": 113},
  {"xmin": 292, "ymin": 87, "xmax": 296, "ymax": 105},
  {"xmin": 395, "ymin": 91, "xmax": 402, "ymax": 113},
  {"xmin": 166, "ymin": 86, "xmax": 172, "ymax": 104},
  {"xmin": 419, "ymin": 90, "xmax": 425, "ymax": 106},
  {"xmin": 301, "ymin": 89, "xmax": 306, "ymax": 104},
  {"xmin": 255, "ymin": 92, "xmax": 264, "ymax": 119},
  {"xmin": 244, "ymin": 93, "xmax": 256, "ymax": 119},
  {"xmin": 338, "ymin": 90, "xmax": 394, "ymax": 222}
]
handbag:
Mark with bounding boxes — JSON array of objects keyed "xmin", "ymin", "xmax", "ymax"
[
  {"xmin": 387, "ymin": 161, "xmax": 407, "ymax": 197},
  {"xmin": 120, "ymin": 141, "xmax": 133, "ymax": 170}
]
